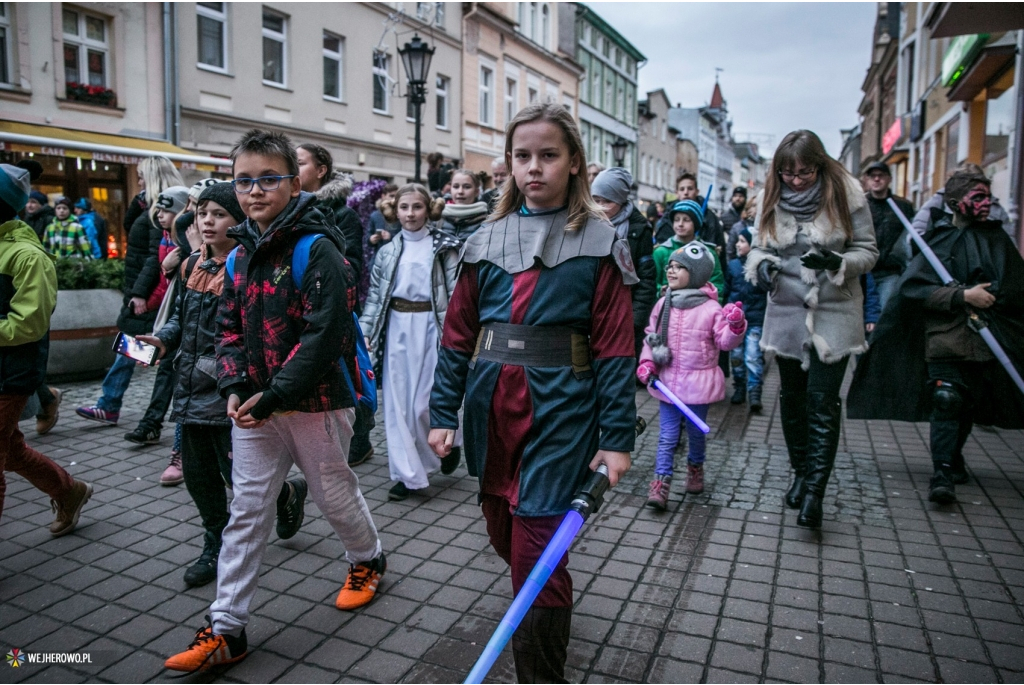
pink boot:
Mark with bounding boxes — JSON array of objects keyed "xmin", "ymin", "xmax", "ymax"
[
  {"xmin": 686, "ymin": 463, "xmax": 704, "ymax": 494},
  {"xmin": 646, "ymin": 476, "xmax": 670, "ymax": 511},
  {"xmin": 160, "ymin": 451, "xmax": 184, "ymax": 486}
]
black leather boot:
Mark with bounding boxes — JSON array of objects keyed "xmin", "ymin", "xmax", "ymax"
[
  {"xmin": 512, "ymin": 606, "xmax": 571, "ymax": 684},
  {"xmin": 929, "ymin": 463, "xmax": 957, "ymax": 504},
  {"xmin": 797, "ymin": 393, "xmax": 842, "ymax": 529},
  {"xmin": 748, "ymin": 385, "xmax": 763, "ymax": 413},
  {"xmin": 779, "ymin": 390, "xmax": 808, "ymax": 509},
  {"xmin": 950, "ymin": 418, "xmax": 972, "ymax": 484},
  {"xmin": 730, "ymin": 380, "xmax": 746, "ymax": 405}
]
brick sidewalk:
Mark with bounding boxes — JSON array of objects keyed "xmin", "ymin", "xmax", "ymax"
[{"xmin": 1, "ymin": 362, "xmax": 1022, "ymax": 683}]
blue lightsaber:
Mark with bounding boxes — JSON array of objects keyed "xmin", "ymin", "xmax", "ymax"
[
  {"xmin": 465, "ymin": 464, "xmax": 611, "ymax": 684},
  {"xmin": 653, "ymin": 379, "xmax": 711, "ymax": 434},
  {"xmin": 701, "ymin": 185, "xmax": 713, "ymax": 215},
  {"xmin": 887, "ymin": 198, "xmax": 1024, "ymax": 395}
]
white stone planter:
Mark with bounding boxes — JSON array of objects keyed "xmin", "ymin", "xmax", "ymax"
[{"xmin": 48, "ymin": 288, "xmax": 123, "ymax": 380}]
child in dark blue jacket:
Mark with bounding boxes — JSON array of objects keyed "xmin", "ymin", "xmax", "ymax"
[{"xmin": 725, "ymin": 228, "xmax": 768, "ymax": 410}]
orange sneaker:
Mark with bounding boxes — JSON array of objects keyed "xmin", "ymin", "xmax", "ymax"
[
  {"xmin": 164, "ymin": 617, "xmax": 247, "ymax": 672},
  {"xmin": 335, "ymin": 552, "xmax": 386, "ymax": 610}
]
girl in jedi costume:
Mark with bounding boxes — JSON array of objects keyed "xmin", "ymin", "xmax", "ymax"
[
  {"xmin": 428, "ymin": 103, "xmax": 638, "ymax": 683},
  {"xmin": 848, "ymin": 170, "xmax": 1024, "ymax": 504}
]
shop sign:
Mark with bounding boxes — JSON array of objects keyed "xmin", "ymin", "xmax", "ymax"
[
  {"xmin": 93, "ymin": 152, "xmax": 143, "ymax": 165},
  {"xmin": 41, "ymin": 146, "xmax": 67, "ymax": 157},
  {"xmin": 942, "ymin": 33, "xmax": 988, "ymax": 87},
  {"xmin": 882, "ymin": 119, "xmax": 902, "ymax": 154}
]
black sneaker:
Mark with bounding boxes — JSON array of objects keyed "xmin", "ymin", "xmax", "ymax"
[
  {"xmin": 388, "ymin": 482, "xmax": 410, "ymax": 501},
  {"xmin": 125, "ymin": 425, "xmax": 161, "ymax": 445},
  {"xmin": 348, "ymin": 445, "xmax": 373, "ymax": 466},
  {"xmin": 929, "ymin": 468, "xmax": 957, "ymax": 504},
  {"xmin": 440, "ymin": 446, "xmax": 461, "ymax": 475},
  {"xmin": 184, "ymin": 535, "xmax": 220, "ymax": 587},
  {"xmin": 276, "ymin": 478, "xmax": 307, "ymax": 540},
  {"xmin": 730, "ymin": 384, "xmax": 746, "ymax": 405}
]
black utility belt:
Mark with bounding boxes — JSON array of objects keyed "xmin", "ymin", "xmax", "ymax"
[
  {"xmin": 471, "ymin": 323, "xmax": 592, "ymax": 379},
  {"xmin": 390, "ymin": 298, "xmax": 431, "ymax": 313}
]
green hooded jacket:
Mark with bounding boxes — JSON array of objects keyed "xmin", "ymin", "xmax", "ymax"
[{"xmin": 0, "ymin": 219, "xmax": 57, "ymax": 393}]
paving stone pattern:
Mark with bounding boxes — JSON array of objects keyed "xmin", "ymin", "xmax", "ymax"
[{"xmin": 1, "ymin": 362, "xmax": 1023, "ymax": 683}]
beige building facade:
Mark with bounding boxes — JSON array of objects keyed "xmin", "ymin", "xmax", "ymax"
[
  {"xmin": 0, "ymin": 2, "xmax": 218, "ymax": 250},
  {"xmin": 176, "ymin": 1, "xmax": 463, "ymax": 183},
  {"xmin": 460, "ymin": 2, "xmax": 581, "ymax": 185},
  {"xmin": 637, "ymin": 88, "xmax": 678, "ymax": 205}
]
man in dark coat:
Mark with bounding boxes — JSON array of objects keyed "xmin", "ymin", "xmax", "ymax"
[
  {"xmin": 849, "ymin": 170, "xmax": 1024, "ymax": 504},
  {"xmin": 720, "ymin": 186, "xmax": 747, "ymax": 239},
  {"xmin": 863, "ymin": 161, "xmax": 914, "ymax": 309}
]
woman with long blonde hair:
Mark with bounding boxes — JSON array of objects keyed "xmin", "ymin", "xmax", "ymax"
[
  {"xmin": 76, "ymin": 156, "xmax": 185, "ymax": 453},
  {"xmin": 745, "ymin": 130, "xmax": 878, "ymax": 529},
  {"xmin": 428, "ymin": 103, "xmax": 638, "ymax": 682}
]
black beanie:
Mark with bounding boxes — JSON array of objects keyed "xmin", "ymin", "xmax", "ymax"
[{"xmin": 197, "ymin": 181, "xmax": 246, "ymax": 224}]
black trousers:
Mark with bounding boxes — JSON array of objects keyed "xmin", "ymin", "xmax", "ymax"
[
  {"xmin": 180, "ymin": 424, "xmax": 233, "ymax": 537},
  {"xmin": 927, "ymin": 361, "xmax": 976, "ymax": 469},
  {"xmin": 139, "ymin": 354, "xmax": 177, "ymax": 432},
  {"xmin": 776, "ymin": 348, "xmax": 849, "ymax": 398}
]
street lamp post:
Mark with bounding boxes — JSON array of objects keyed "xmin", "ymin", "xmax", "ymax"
[
  {"xmin": 611, "ymin": 136, "xmax": 628, "ymax": 168},
  {"xmin": 399, "ymin": 34, "xmax": 435, "ymax": 183}
]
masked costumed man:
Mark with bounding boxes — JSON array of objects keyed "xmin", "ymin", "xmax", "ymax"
[{"xmin": 848, "ymin": 169, "xmax": 1024, "ymax": 504}]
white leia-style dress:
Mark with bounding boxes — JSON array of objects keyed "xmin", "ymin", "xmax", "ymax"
[{"xmin": 382, "ymin": 228, "xmax": 442, "ymax": 489}]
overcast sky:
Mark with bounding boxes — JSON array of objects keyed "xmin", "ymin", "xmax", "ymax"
[{"xmin": 592, "ymin": 2, "xmax": 878, "ymax": 158}]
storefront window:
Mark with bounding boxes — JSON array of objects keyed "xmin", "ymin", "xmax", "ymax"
[
  {"xmin": 944, "ymin": 116, "xmax": 960, "ymax": 179},
  {"xmin": 984, "ymin": 68, "xmax": 1015, "ymax": 166}
]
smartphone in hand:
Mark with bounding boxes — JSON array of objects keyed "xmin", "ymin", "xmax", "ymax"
[{"xmin": 113, "ymin": 332, "xmax": 159, "ymax": 366}]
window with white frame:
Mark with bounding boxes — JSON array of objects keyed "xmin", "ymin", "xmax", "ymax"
[
  {"xmin": 372, "ymin": 50, "xmax": 390, "ymax": 113},
  {"xmin": 196, "ymin": 2, "xmax": 227, "ymax": 70},
  {"xmin": 261, "ymin": 9, "xmax": 286, "ymax": 86},
  {"xmin": 479, "ymin": 63, "xmax": 494, "ymax": 125},
  {"xmin": 505, "ymin": 75, "xmax": 519, "ymax": 124},
  {"xmin": 436, "ymin": 74, "xmax": 449, "ymax": 129},
  {"xmin": 0, "ymin": 3, "xmax": 11, "ymax": 85},
  {"xmin": 416, "ymin": 2, "xmax": 429, "ymax": 19},
  {"xmin": 323, "ymin": 32, "xmax": 343, "ymax": 100},
  {"xmin": 540, "ymin": 4, "xmax": 549, "ymax": 49},
  {"xmin": 528, "ymin": 87, "xmax": 538, "ymax": 104},
  {"xmin": 63, "ymin": 7, "xmax": 109, "ymax": 87},
  {"xmin": 434, "ymin": 2, "xmax": 445, "ymax": 28}
]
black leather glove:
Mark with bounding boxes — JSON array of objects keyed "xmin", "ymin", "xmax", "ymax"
[
  {"xmin": 756, "ymin": 260, "xmax": 779, "ymax": 290},
  {"xmin": 800, "ymin": 250, "xmax": 843, "ymax": 271}
]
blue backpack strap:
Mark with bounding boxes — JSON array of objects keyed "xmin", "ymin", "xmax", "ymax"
[
  {"xmin": 290, "ymin": 233, "xmax": 324, "ymax": 287},
  {"xmin": 225, "ymin": 246, "xmax": 239, "ymax": 282}
]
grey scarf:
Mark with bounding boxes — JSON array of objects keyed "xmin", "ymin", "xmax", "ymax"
[
  {"xmin": 646, "ymin": 287, "xmax": 710, "ymax": 368},
  {"xmin": 608, "ymin": 201, "xmax": 634, "ymax": 240},
  {"xmin": 779, "ymin": 179, "xmax": 823, "ymax": 223}
]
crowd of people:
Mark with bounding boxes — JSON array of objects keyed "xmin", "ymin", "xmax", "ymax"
[{"xmin": 1, "ymin": 103, "xmax": 1022, "ymax": 681}]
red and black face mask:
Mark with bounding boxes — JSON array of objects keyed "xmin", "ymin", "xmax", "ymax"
[{"xmin": 954, "ymin": 184, "xmax": 992, "ymax": 221}]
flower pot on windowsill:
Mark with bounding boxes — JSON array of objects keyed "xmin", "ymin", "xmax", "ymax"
[{"xmin": 65, "ymin": 82, "xmax": 118, "ymax": 108}]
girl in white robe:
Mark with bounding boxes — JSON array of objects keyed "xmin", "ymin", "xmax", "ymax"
[{"xmin": 359, "ymin": 184, "xmax": 460, "ymax": 500}]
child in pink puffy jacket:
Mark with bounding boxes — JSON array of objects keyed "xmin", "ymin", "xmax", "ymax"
[{"xmin": 637, "ymin": 242, "xmax": 746, "ymax": 510}]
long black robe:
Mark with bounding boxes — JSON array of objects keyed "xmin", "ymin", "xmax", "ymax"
[{"xmin": 847, "ymin": 211, "xmax": 1024, "ymax": 429}]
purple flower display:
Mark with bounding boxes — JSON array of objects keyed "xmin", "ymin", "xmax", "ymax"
[{"xmin": 347, "ymin": 179, "xmax": 387, "ymax": 305}]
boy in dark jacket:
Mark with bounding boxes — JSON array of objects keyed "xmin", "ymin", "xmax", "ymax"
[
  {"xmin": 0, "ymin": 164, "xmax": 93, "ymax": 536},
  {"xmin": 591, "ymin": 168, "xmax": 657, "ymax": 358},
  {"xmin": 139, "ymin": 182, "xmax": 308, "ymax": 589},
  {"xmin": 165, "ymin": 130, "xmax": 384, "ymax": 673},
  {"xmin": 725, "ymin": 228, "xmax": 768, "ymax": 410}
]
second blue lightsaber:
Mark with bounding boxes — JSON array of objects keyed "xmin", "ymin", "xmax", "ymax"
[
  {"xmin": 653, "ymin": 379, "xmax": 711, "ymax": 434},
  {"xmin": 464, "ymin": 465, "xmax": 611, "ymax": 684}
]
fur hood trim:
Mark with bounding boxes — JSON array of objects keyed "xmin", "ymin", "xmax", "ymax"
[{"xmin": 315, "ymin": 173, "xmax": 354, "ymax": 204}]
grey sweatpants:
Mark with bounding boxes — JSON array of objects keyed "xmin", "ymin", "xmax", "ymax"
[{"xmin": 211, "ymin": 408, "xmax": 381, "ymax": 637}]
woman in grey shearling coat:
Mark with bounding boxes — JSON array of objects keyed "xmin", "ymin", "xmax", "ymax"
[{"xmin": 746, "ymin": 130, "xmax": 878, "ymax": 530}]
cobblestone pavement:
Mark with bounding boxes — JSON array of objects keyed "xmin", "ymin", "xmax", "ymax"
[{"xmin": 2, "ymin": 361, "xmax": 1023, "ymax": 683}]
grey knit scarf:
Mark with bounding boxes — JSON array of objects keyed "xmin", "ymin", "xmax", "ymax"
[
  {"xmin": 646, "ymin": 288, "xmax": 710, "ymax": 368},
  {"xmin": 778, "ymin": 179, "xmax": 823, "ymax": 223}
]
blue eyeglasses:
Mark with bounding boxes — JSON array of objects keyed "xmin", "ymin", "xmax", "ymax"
[{"xmin": 231, "ymin": 175, "xmax": 295, "ymax": 193}]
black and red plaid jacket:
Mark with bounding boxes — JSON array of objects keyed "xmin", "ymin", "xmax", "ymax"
[{"xmin": 215, "ymin": 192, "xmax": 358, "ymax": 416}]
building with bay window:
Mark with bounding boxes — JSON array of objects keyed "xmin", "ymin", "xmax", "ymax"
[
  {"xmin": 460, "ymin": 2, "xmax": 581, "ymax": 183},
  {"xmin": 560, "ymin": 2, "xmax": 644, "ymax": 174}
]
